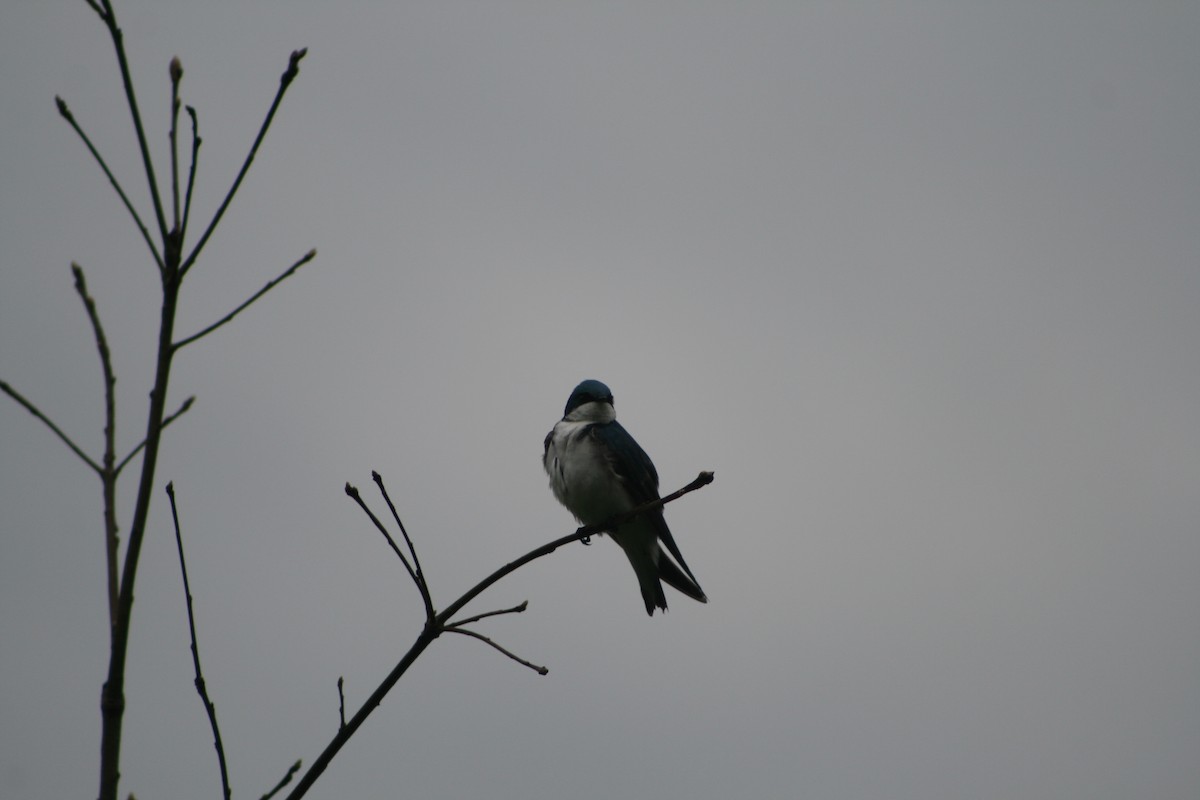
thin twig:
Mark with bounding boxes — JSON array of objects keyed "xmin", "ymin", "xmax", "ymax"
[
  {"xmin": 55, "ymin": 96, "xmax": 164, "ymax": 271},
  {"xmin": 284, "ymin": 472, "xmax": 715, "ymax": 800},
  {"xmin": 72, "ymin": 263, "xmax": 120, "ymax": 625},
  {"xmin": 336, "ymin": 677, "xmax": 346, "ymax": 730},
  {"xmin": 371, "ymin": 471, "xmax": 434, "ymax": 619},
  {"xmin": 169, "ymin": 56, "xmax": 183, "ymax": 230},
  {"xmin": 445, "ymin": 601, "xmax": 529, "ymax": 628},
  {"xmin": 0, "ymin": 381, "xmax": 100, "ymax": 473},
  {"xmin": 343, "ymin": 484, "xmax": 422, "ymax": 591},
  {"xmin": 437, "ymin": 471, "xmax": 716, "ymax": 625},
  {"xmin": 96, "ymin": 0, "xmax": 170, "ymax": 244},
  {"xmin": 180, "ymin": 47, "xmax": 308, "ymax": 277},
  {"xmin": 114, "ymin": 395, "xmax": 195, "ymax": 477},
  {"xmin": 83, "ymin": 0, "xmax": 104, "ymax": 19},
  {"xmin": 283, "ymin": 623, "xmax": 440, "ymax": 800},
  {"xmin": 181, "ymin": 105, "xmax": 200, "ymax": 243},
  {"xmin": 166, "ymin": 482, "xmax": 232, "ymax": 800},
  {"xmin": 445, "ymin": 627, "xmax": 548, "ymax": 675},
  {"xmin": 260, "ymin": 760, "xmax": 302, "ymax": 800},
  {"xmin": 173, "ymin": 249, "xmax": 315, "ymax": 351}
]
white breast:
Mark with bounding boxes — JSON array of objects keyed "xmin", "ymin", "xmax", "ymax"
[{"xmin": 544, "ymin": 420, "xmax": 633, "ymax": 526}]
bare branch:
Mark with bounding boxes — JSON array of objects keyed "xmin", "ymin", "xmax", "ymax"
[
  {"xmin": 437, "ymin": 471, "xmax": 716, "ymax": 625},
  {"xmin": 284, "ymin": 472, "xmax": 715, "ymax": 800},
  {"xmin": 445, "ymin": 601, "xmax": 529, "ymax": 628},
  {"xmin": 283, "ymin": 625, "xmax": 440, "ymax": 800},
  {"xmin": 114, "ymin": 395, "xmax": 195, "ymax": 477},
  {"xmin": 372, "ymin": 471, "xmax": 434, "ymax": 619},
  {"xmin": 0, "ymin": 380, "xmax": 100, "ymax": 474},
  {"xmin": 166, "ymin": 482, "xmax": 232, "ymax": 800},
  {"xmin": 169, "ymin": 56, "xmax": 183, "ymax": 230},
  {"xmin": 336, "ymin": 677, "xmax": 346, "ymax": 730},
  {"xmin": 173, "ymin": 249, "xmax": 315, "ymax": 351},
  {"xmin": 181, "ymin": 105, "xmax": 201, "ymax": 242},
  {"xmin": 72, "ymin": 262, "xmax": 120, "ymax": 623},
  {"xmin": 95, "ymin": 0, "xmax": 170, "ymax": 245},
  {"xmin": 55, "ymin": 96, "xmax": 164, "ymax": 271},
  {"xmin": 180, "ymin": 47, "xmax": 308, "ymax": 277},
  {"xmin": 343, "ymin": 483, "xmax": 423, "ymax": 595},
  {"xmin": 83, "ymin": 0, "xmax": 105, "ymax": 21},
  {"xmin": 260, "ymin": 760, "xmax": 302, "ymax": 800},
  {"xmin": 446, "ymin": 626, "xmax": 548, "ymax": 675}
]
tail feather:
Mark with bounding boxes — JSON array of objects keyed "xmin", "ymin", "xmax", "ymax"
[{"xmin": 658, "ymin": 554, "xmax": 708, "ymax": 604}]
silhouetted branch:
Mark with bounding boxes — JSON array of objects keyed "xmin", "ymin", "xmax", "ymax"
[
  {"xmin": 73, "ymin": 262, "xmax": 121, "ymax": 624},
  {"xmin": 372, "ymin": 471, "xmax": 434, "ymax": 619},
  {"xmin": 114, "ymin": 395, "xmax": 195, "ymax": 477},
  {"xmin": 166, "ymin": 482, "xmax": 232, "ymax": 800},
  {"xmin": 0, "ymin": 380, "xmax": 101, "ymax": 474},
  {"xmin": 336, "ymin": 678, "xmax": 346, "ymax": 730},
  {"xmin": 95, "ymin": 0, "xmax": 170, "ymax": 244},
  {"xmin": 438, "ymin": 471, "xmax": 716, "ymax": 625},
  {"xmin": 180, "ymin": 47, "xmax": 308, "ymax": 277},
  {"xmin": 55, "ymin": 96, "xmax": 163, "ymax": 271},
  {"xmin": 169, "ymin": 56, "xmax": 183, "ymax": 230},
  {"xmin": 181, "ymin": 105, "xmax": 200, "ymax": 242},
  {"xmin": 284, "ymin": 471, "xmax": 716, "ymax": 800},
  {"xmin": 260, "ymin": 760, "xmax": 302, "ymax": 800},
  {"xmin": 445, "ymin": 627, "xmax": 548, "ymax": 675},
  {"xmin": 283, "ymin": 624, "xmax": 440, "ymax": 800},
  {"xmin": 173, "ymin": 249, "xmax": 315, "ymax": 351},
  {"xmin": 446, "ymin": 600, "xmax": 529, "ymax": 628},
  {"xmin": 343, "ymin": 483, "xmax": 423, "ymax": 598}
]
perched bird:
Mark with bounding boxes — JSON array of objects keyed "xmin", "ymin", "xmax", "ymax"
[{"xmin": 543, "ymin": 379, "xmax": 707, "ymax": 615}]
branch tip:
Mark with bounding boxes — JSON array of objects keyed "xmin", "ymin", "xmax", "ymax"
[{"xmin": 169, "ymin": 56, "xmax": 183, "ymax": 83}]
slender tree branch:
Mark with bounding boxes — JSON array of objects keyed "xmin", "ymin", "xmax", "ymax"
[
  {"xmin": 445, "ymin": 601, "xmax": 529, "ymax": 628},
  {"xmin": 169, "ymin": 56, "xmax": 183, "ymax": 230},
  {"xmin": 96, "ymin": 0, "xmax": 170, "ymax": 244},
  {"xmin": 283, "ymin": 624, "xmax": 440, "ymax": 800},
  {"xmin": 260, "ymin": 760, "xmax": 302, "ymax": 800},
  {"xmin": 285, "ymin": 471, "xmax": 715, "ymax": 800},
  {"xmin": 173, "ymin": 249, "xmax": 315, "ymax": 351},
  {"xmin": 445, "ymin": 627, "xmax": 548, "ymax": 675},
  {"xmin": 0, "ymin": 381, "xmax": 100, "ymax": 473},
  {"xmin": 336, "ymin": 678, "xmax": 346, "ymax": 730},
  {"xmin": 166, "ymin": 482, "xmax": 232, "ymax": 800},
  {"xmin": 372, "ymin": 471, "xmax": 434, "ymax": 619},
  {"xmin": 180, "ymin": 47, "xmax": 308, "ymax": 277},
  {"xmin": 100, "ymin": 240, "xmax": 181, "ymax": 800},
  {"xmin": 438, "ymin": 471, "xmax": 715, "ymax": 625},
  {"xmin": 114, "ymin": 395, "xmax": 195, "ymax": 477},
  {"xmin": 344, "ymin": 484, "xmax": 423, "ymax": 598},
  {"xmin": 181, "ymin": 105, "xmax": 200, "ymax": 243},
  {"xmin": 72, "ymin": 262, "xmax": 121, "ymax": 625},
  {"xmin": 83, "ymin": 0, "xmax": 105, "ymax": 21},
  {"xmin": 55, "ymin": 96, "xmax": 164, "ymax": 271}
]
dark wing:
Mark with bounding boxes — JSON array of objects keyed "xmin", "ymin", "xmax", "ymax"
[
  {"xmin": 589, "ymin": 421, "xmax": 705, "ymax": 593},
  {"xmin": 591, "ymin": 420, "xmax": 659, "ymax": 503}
]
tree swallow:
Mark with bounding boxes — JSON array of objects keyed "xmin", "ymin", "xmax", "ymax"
[{"xmin": 543, "ymin": 379, "xmax": 707, "ymax": 615}]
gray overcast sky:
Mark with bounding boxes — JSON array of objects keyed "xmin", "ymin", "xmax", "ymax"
[{"xmin": 2, "ymin": 2, "xmax": 1198, "ymax": 799}]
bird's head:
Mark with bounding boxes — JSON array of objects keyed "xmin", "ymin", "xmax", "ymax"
[{"xmin": 563, "ymin": 379, "xmax": 616, "ymax": 421}]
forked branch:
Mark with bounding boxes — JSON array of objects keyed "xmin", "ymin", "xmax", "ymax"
[{"xmin": 282, "ymin": 471, "xmax": 715, "ymax": 800}]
